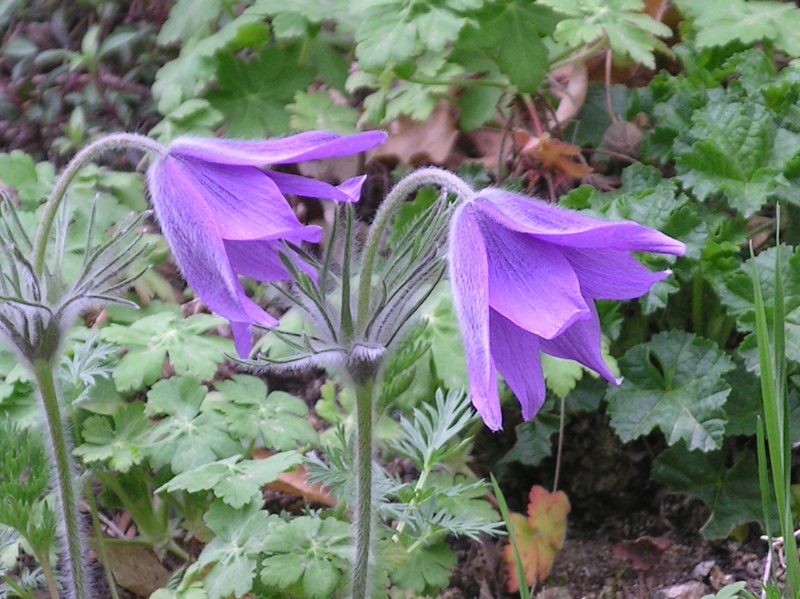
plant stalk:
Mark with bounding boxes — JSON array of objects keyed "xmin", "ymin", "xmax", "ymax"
[
  {"xmin": 33, "ymin": 133, "xmax": 165, "ymax": 277},
  {"xmin": 351, "ymin": 378, "xmax": 376, "ymax": 599},
  {"xmin": 32, "ymin": 358, "xmax": 87, "ymax": 599},
  {"xmin": 356, "ymin": 167, "xmax": 473, "ymax": 336}
]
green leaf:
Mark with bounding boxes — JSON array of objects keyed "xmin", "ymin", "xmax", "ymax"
[
  {"xmin": 458, "ymin": 85, "xmax": 504, "ymax": 131},
  {"xmin": 722, "ymin": 367, "xmax": 763, "ymax": 437},
  {"xmin": 150, "ymin": 98, "xmax": 223, "ymax": 142},
  {"xmin": 249, "ymin": 0, "xmax": 343, "ymax": 24},
  {"xmin": 379, "ymin": 320, "xmax": 431, "ymax": 409},
  {"xmin": 208, "ymin": 374, "xmax": 317, "ymax": 450},
  {"xmin": 539, "ymin": 0, "xmax": 671, "ymax": 68},
  {"xmin": 158, "ymin": 452, "xmax": 302, "ymax": 508},
  {"xmin": 205, "ymin": 45, "xmax": 315, "ymax": 137},
  {"xmin": 391, "ymin": 389, "xmax": 474, "ymax": 471},
  {"xmin": 676, "ymin": 101, "xmax": 782, "ymax": 216},
  {"xmin": 157, "ymin": 0, "xmax": 226, "ymax": 45},
  {"xmin": 652, "ymin": 443, "xmax": 767, "ymax": 538},
  {"xmin": 260, "ymin": 516, "xmax": 352, "ymax": 599},
  {"xmin": 314, "ymin": 380, "xmax": 355, "ymax": 426},
  {"xmin": 288, "ymin": 91, "xmax": 358, "ymax": 134},
  {"xmin": 0, "ymin": 359, "xmax": 38, "ymax": 429},
  {"xmin": 456, "ymin": 0, "xmax": 556, "ymax": 93},
  {"xmin": 0, "ymin": 150, "xmax": 54, "ymax": 209},
  {"xmin": 145, "ymin": 375, "xmax": 240, "ymax": 474},
  {"xmin": 676, "ymin": 0, "xmax": 800, "ymax": 57},
  {"xmin": 152, "ymin": 10, "xmax": 269, "ymax": 113},
  {"xmin": 606, "ymin": 331, "xmax": 735, "ymax": 451},
  {"xmin": 418, "ymin": 283, "xmax": 468, "ymax": 393},
  {"xmin": 392, "ymin": 541, "xmax": 457, "ymax": 593},
  {"xmin": 498, "ymin": 412, "xmax": 562, "ymax": 469},
  {"xmin": 74, "ymin": 402, "xmax": 149, "ymax": 473},
  {"xmin": 353, "ymin": 0, "xmax": 474, "ymax": 73},
  {"xmin": 101, "ymin": 311, "xmax": 232, "ymax": 393},
  {"xmin": 719, "ymin": 245, "xmax": 800, "ymax": 370},
  {"xmin": 198, "ymin": 499, "xmax": 276, "ymax": 599}
]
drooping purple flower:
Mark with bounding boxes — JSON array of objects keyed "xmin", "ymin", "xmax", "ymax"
[
  {"xmin": 146, "ymin": 130, "xmax": 387, "ymax": 357},
  {"xmin": 448, "ymin": 188, "xmax": 686, "ymax": 431}
]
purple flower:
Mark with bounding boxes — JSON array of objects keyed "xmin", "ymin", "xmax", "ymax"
[
  {"xmin": 448, "ymin": 188, "xmax": 686, "ymax": 431},
  {"xmin": 147, "ymin": 130, "xmax": 386, "ymax": 357}
]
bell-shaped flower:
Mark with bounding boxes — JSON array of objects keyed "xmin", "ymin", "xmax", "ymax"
[
  {"xmin": 448, "ymin": 188, "xmax": 686, "ymax": 430},
  {"xmin": 146, "ymin": 130, "xmax": 386, "ymax": 357}
]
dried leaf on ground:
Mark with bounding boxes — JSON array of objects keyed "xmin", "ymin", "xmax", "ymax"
[
  {"xmin": 374, "ymin": 101, "xmax": 458, "ymax": 165},
  {"xmin": 503, "ymin": 485, "xmax": 570, "ymax": 591},
  {"xmin": 104, "ymin": 542, "xmax": 171, "ymax": 597},
  {"xmin": 612, "ymin": 535, "xmax": 670, "ymax": 570}
]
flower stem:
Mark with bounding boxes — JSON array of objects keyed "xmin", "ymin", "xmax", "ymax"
[
  {"xmin": 356, "ymin": 168, "xmax": 473, "ymax": 336},
  {"xmin": 32, "ymin": 358, "xmax": 87, "ymax": 599},
  {"xmin": 351, "ymin": 378, "xmax": 375, "ymax": 599},
  {"xmin": 32, "ymin": 133, "xmax": 166, "ymax": 277}
]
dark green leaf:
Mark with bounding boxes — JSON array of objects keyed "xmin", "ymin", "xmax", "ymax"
[
  {"xmin": 145, "ymin": 375, "xmax": 240, "ymax": 474},
  {"xmin": 158, "ymin": 452, "xmax": 302, "ymax": 508},
  {"xmin": 206, "ymin": 45, "xmax": 315, "ymax": 137},
  {"xmin": 75, "ymin": 402, "xmax": 149, "ymax": 472},
  {"xmin": 198, "ymin": 499, "xmax": 277, "ymax": 599},
  {"xmin": 208, "ymin": 374, "xmax": 318, "ymax": 450},
  {"xmin": 652, "ymin": 443, "xmax": 768, "ymax": 538},
  {"xmin": 101, "ymin": 311, "xmax": 232, "ymax": 393},
  {"xmin": 606, "ymin": 331, "xmax": 735, "ymax": 451},
  {"xmin": 391, "ymin": 541, "xmax": 457, "ymax": 593}
]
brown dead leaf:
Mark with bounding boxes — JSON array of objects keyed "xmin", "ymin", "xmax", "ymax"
[
  {"xmin": 548, "ymin": 61, "xmax": 589, "ymax": 129},
  {"xmin": 503, "ymin": 486, "xmax": 570, "ymax": 592},
  {"xmin": 252, "ymin": 448, "xmax": 336, "ymax": 507},
  {"xmin": 460, "ymin": 127, "xmax": 514, "ymax": 171},
  {"xmin": 612, "ymin": 535, "xmax": 670, "ymax": 570},
  {"xmin": 374, "ymin": 101, "xmax": 458, "ymax": 165},
  {"xmin": 515, "ymin": 130, "xmax": 593, "ymax": 182},
  {"xmin": 103, "ymin": 542, "xmax": 171, "ymax": 597}
]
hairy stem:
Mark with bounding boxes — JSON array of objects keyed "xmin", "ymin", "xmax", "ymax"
[
  {"xmin": 351, "ymin": 378, "xmax": 376, "ymax": 599},
  {"xmin": 356, "ymin": 168, "xmax": 473, "ymax": 337},
  {"xmin": 32, "ymin": 358, "xmax": 87, "ymax": 599},
  {"xmin": 33, "ymin": 547, "xmax": 60, "ymax": 599},
  {"xmin": 33, "ymin": 133, "xmax": 166, "ymax": 276},
  {"xmin": 85, "ymin": 479, "xmax": 122, "ymax": 599}
]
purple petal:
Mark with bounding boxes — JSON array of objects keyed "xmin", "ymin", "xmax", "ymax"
[
  {"xmin": 477, "ymin": 190, "xmax": 687, "ymax": 256},
  {"xmin": 539, "ymin": 301, "xmax": 620, "ymax": 385},
  {"xmin": 230, "ymin": 321, "xmax": 254, "ymax": 358},
  {"xmin": 474, "ymin": 205, "xmax": 591, "ymax": 340},
  {"xmin": 168, "ymin": 131, "xmax": 387, "ymax": 166},
  {"xmin": 167, "ymin": 157, "xmax": 317, "ymax": 242},
  {"xmin": 147, "ymin": 159, "xmax": 278, "ymax": 343},
  {"xmin": 265, "ymin": 172, "xmax": 366, "ymax": 203},
  {"xmin": 449, "ymin": 205, "xmax": 502, "ymax": 430},
  {"xmin": 225, "ymin": 239, "xmax": 319, "ymax": 282},
  {"xmin": 561, "ymin": 247, "xmax": 672, "ymax": 300},
  {"xmin": 489, "ymin": 309, "xmax": 547, "ymax": 421},
  {"xmin": 224, "ymin": 239, "xmax": 292, "ymax": 282}
]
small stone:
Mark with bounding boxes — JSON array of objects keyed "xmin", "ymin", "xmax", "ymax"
[
  {"xmin": 652, "ymin": 580, "xmax": 708, "ymax": 599},
  {"xmin": 692, "ymin": 560, "xmax": 716, "ymax": 580},
  {"xmin": 535, "ymin": 587, "xmax": 574, "ymax": 599}
]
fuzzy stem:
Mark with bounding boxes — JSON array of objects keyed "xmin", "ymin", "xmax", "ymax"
[
  {"xmin": 86, "ymin": 477, "xmax": 122, "ymax": 599},
  {"xmin": 33, "ymin": 547, "xmax": 60, "ymax": 599},
  {"xmin": 32, "ymin": 358, "xmax": 87, "ymax": 599},
  {"xmin": 32, "ymin": 133, "xmax": 166, "ymax": 277},
  {"xmin": 351, "ymin": 378, "xmax": 376, "ymax": 599},
  {"xmin": 356, "ymin": 168, "xmax": 473, "ymax": 337}
]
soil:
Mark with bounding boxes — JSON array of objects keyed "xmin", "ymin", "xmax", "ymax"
[{"xmin": 450, "ymin": 412, "xmax": 773, "ymax": 599}]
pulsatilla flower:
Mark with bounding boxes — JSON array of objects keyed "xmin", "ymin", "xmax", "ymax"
[
  {"xmin": 146, "ymin": 130, "xmax": 387, "ymax": 357},
  {"xmin": 448, "ymin": 189, "xmax": 686, "ymax": 431}
]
